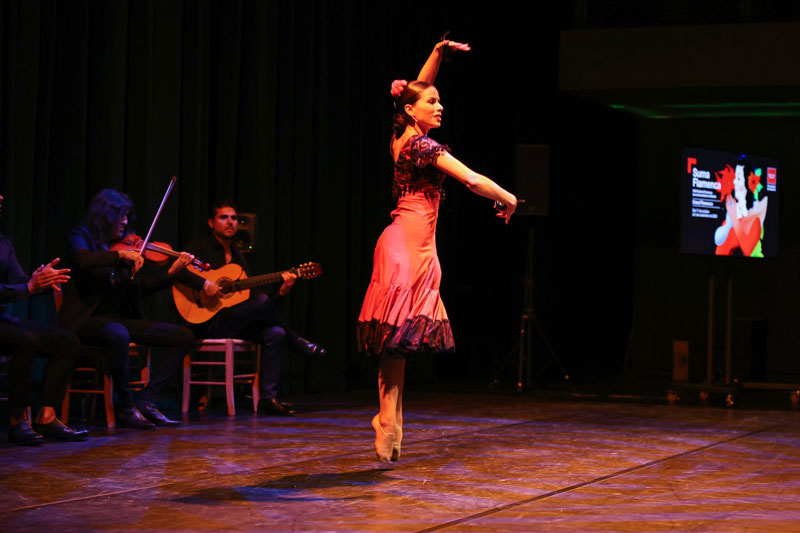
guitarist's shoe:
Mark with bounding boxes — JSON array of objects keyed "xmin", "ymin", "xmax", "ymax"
[
  {"xmin": 137, "ymin": 401, "xmax": 181, "ymax": 426},
  {"xmin": 116, "ymin": 406, "xmax": 156, "ymax": 429},
  {"xmin": 259, "ymin": 397, "xmax": 295, "ymax": 416},
  {"xmin": 291, "ymin": 337, "xmax": 327, "ymax": 358}
]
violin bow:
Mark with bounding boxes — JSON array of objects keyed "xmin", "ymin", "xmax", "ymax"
[{"xmin": 133, "ymin": 176, "xmax": 177, "ymax": 279}]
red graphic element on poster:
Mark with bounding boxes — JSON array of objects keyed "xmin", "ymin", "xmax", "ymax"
[
  {"xmin": 747, "ymin": 172, "xmax": 760, "ymax": 194},
  {"xmin": 715, "ymin": 165, "xmax": 735, "ymax": 201},
  {"xmin": 687, "ymin": 157, "xmax": 697, "ymax": 173},
  {"xmin": 767, "ymin": 167, "xmax": 777, "ymax": 186}
]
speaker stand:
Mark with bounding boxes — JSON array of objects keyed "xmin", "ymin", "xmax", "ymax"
[{"xmin": 491, "ymin": 225, "xmax": 569, "ymax": 392}]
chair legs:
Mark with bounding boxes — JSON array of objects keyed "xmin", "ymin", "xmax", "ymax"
[
  {"xmin": 182, "ymin": 354, "xmax": 191, "ymax": 415},
  {"xmin": 225, "ymin": 339, "xmax": 235, "ymax": 416},
  {"xmin": 103, "ymin": 375, "xmax": 115, "ymax": 429},
  {"xmin": 63, "ymin": 344, "xmax": 146, "ymax": 429},
  {"xmin": 251, "ymin": 346, "xmax": 260, "ymax": 413},
  {"xmin": 182, "ymin": 339, "xmax": 260, "ymax": 417}
]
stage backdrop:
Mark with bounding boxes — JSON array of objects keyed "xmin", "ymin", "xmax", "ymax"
[{"xmin": 2, "ymin": 1, "xmax": 582, "ymax": 393}]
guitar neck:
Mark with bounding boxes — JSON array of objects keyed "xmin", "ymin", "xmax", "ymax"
[{"xmin": 222, "ymin": 269, "xmax": 293, "ymax": 292}]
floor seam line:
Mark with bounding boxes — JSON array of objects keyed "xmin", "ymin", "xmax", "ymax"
[{"xmin": 414, "ymin": 424, "xmax": 778, "ymax": 533}]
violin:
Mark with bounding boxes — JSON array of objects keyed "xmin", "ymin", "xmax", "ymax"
[{"xmin": 111, "ymin": 234, "xmax": 211, "ymax": 271}]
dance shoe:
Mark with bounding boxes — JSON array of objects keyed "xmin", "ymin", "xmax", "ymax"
[
  {"xmin": 116, "ymin": 406, "xmax": 156, "ymax": 429},
  {"xmin": 392, "ymin": 422, "xmax": 402, "ymax": 462},
  {"xmin": 33, "ymin": 419, "xmax": 89, "ymax": 442},
  {"xmin": 258, "ymin": 397, "xmax": 295, "ymax": 416},
  {"xmin": 291, "ymin": 337, "xmax": 326, "ymax": 358},
  {"xmin": 8, "ymin": 420, "xmax": 44, "ymax": 446},
  {"xmin": 137, "ymin": 402, "xmax": 181, "ymax": 427},
  {"xmin": 372, "ymin": 415, "xmax": 395, "ymax": 463}
]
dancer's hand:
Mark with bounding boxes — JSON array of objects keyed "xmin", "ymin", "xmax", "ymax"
[
  {"xmin": 437, "ymin": 40, "xmax": 471, "ymax": 53},
  {"xmin": 495, "ymin": 197, "xmax": 519, "ymax": 225}
]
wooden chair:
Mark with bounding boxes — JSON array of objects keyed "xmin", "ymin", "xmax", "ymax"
[
  {"xmin": 182, "ymin": 338, "xmax": 260, "ymax": 416},
  {"xmin": 54, "ymin": 285, "xmax": 151, "ymax": 428},
  {"xmin": 0, "ymin": 355, "xmax": 32, "ymax": 422},
  {"xmin": 61, "ymin": 343, "xmax": 151, "ymax": 429}
]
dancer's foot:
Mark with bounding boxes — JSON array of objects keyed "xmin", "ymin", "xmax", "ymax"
[
  {"xmin": 391, "ymin": 422, "xmax": 402, "ymax": 461},
  {"xmin": 371, "ymin": 415, "xmax": 394, "ymax": 462}
]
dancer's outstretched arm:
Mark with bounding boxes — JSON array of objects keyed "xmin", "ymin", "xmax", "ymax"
[{"xmin": 435, "ymin": 152, "xmax": 517, "ymax": 224}]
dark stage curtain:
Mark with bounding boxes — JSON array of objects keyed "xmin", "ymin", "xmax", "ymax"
[{"xmin": 2, "ymin": 1, "xmax": 601, "ymax": 391}]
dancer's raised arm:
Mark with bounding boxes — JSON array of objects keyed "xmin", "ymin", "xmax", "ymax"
[
  {"xmin": 417, "ymin": 39, "xmax": 471, "ymax": 83},
  {"xmin": 391, "ymin": 40, "xmax": 471, "ymax": 98}
]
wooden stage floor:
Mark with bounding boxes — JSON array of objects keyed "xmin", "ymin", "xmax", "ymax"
[{"xmin": 2, "ymin": 392, "xmax": 800, "ymax": 532}]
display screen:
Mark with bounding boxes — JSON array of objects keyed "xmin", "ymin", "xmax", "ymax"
[{"xmin": 681, "ymin": 147, "xmax": 779, "ymax": 258}]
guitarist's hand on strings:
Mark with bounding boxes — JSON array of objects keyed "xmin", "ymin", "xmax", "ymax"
[
  {"xmin": 278, "ymin": 271, "xmax": 298, "ymax": 297},
  {"xmin": 167, "ymin": 252, "xmax": 196, "ymax": 277},
  {"xmin": 202, "ymin": 280, "xmax": 223, "ymax": 304}
]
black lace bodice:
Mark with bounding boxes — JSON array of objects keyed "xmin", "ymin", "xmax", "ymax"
[{"xmin": 391, "ymin": 135, "xmax": 450, "ymax": 200}]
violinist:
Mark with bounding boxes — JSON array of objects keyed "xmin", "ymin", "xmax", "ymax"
[{"xmin": 58, "ymin": 189, "xmax": 195, "ymax": 428}]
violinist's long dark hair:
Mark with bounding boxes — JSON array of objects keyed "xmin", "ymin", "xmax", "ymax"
[{"xmin": 83, "ymin": 189, "xmax": 134, "ymax": 245}]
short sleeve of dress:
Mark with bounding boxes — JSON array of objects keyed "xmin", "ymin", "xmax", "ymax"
[{"xmin": 409, "ymin": 136, "xmax": 448, "ymax": 168}]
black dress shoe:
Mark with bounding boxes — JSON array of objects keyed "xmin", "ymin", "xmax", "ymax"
[
  {"xmin": 33, "ymin": 419, "xmax": 89, "ymax": 442},
  {"xmin": 8, "ymin": 420, "xmax": 44, "ymax": 446},
  {"xmin": 291, "ymin": 337, "xmax": 326, "ymax": 358},
  {"xmin": 137, "ymin": 402, "xmax": 181, "ymax": 427},
  {"xmin": 116, "ymin": 406, "xmax": 156, "ymax": 429},
  {"xmin": 258, "ymin": 397, "xmax": 295, "ymax": 416}
]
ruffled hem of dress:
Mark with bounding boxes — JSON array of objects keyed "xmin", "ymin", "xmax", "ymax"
[{"xmin": 357, "ymin": 316, "xmax": 455, "ymax": 357}]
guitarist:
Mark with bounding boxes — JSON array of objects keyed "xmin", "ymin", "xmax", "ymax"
[{"xmin": 177, "ymin": 201, "xmax": 325, "ymax": 416}]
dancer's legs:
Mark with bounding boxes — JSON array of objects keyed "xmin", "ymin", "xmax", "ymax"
[{"xmin": 377, "ymin": 356, "xmax": 405, "ymax": 431}]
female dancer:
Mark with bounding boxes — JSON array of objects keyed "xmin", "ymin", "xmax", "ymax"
[{"xmin": 357, "ymin": 39, "xmax": 518, "ymax": 461}]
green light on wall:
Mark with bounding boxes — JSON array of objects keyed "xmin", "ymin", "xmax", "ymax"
[{"xmin": 608, "ymin": 102, "xmax": 800, "ymax": 119}]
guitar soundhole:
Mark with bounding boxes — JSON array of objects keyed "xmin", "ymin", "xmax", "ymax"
[{"xmin": 217, "ymin": 277, "xmax": 235, "ymax": 299}]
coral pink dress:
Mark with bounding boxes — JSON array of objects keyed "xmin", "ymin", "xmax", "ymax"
[{"xmin": 357, "ymin": 135, "xmax": 456, "ymax": 357}]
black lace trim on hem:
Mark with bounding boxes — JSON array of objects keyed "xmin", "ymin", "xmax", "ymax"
[{"xmin": 357, "ymin": 316, "xmax": 455, "ymax": 357}]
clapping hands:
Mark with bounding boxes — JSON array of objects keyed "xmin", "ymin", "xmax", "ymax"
[{"xmin": 27, "ymin": 258, "xmax": 70, "ymax": 294}]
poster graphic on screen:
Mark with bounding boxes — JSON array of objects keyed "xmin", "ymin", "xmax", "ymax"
[{"xmin": 681, "ymin": 147, "xmax": 779, "ymax": 258}]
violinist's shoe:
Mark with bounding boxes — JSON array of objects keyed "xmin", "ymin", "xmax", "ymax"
[{"xmin": 32, "ymin": 419, "xmax": 89, "ymax": 441}]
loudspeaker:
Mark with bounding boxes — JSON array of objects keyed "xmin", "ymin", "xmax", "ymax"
[
  {"xmin": 515, "ymin": 144, "xmax": 550, "ymax": 216},
  {"xmin": 234, "ymin": 212, "xmax": 257, "ymax": 254}
]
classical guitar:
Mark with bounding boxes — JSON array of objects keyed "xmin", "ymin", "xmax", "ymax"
[{"xmin": 172, "ymin": 262, "xmax": 322, "ymax": 324}]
